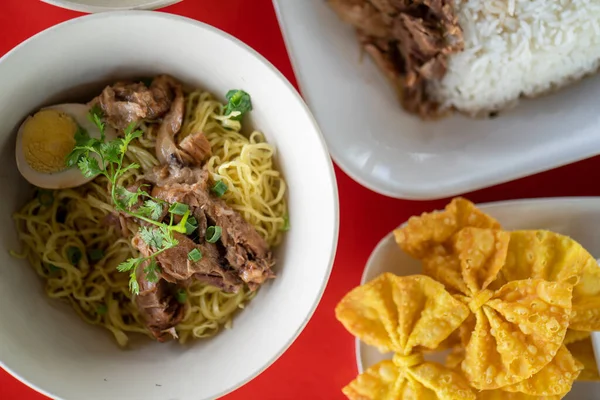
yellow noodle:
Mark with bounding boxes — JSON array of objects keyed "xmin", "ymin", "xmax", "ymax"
[{"xmin": 13, "ymin": 89, "xmax": 287, "ymax": 347}]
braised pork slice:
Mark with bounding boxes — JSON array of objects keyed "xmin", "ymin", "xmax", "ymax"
[
  {"xmin": 327, "ymin": 0, "xmax": 390, "ymax": 38},
  {"xmin": 147, "ymin": 166, "xmax": 275, "ymax": 290},
  {"xmin": 328, "ymin": 0, "xmax": 463, "ymax": 118},
  {"xmin": 132, "ymin": 234, "xmax": 183, "ymax": 342},
  {"xmin": 157, "ymin": 233, "xmax": 243, "ymax": 293},
  {"xmin": 96, "ymin": 75, "xmax": 176, "ymax": 131},
  {"xmin": 178, "ymin": 132, "xmax": 212, "ymax": 164},
  {"xmin": 150, "ymin": 77, "xmax": 211, "ymax": 167},
  {"xmin": 97, "ymin": 75, "xmax": 211, "ymax": 166}
]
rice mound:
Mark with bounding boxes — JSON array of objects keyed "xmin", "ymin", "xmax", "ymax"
[{"xmin": 433, "ymin": 0, "xmax": 600, "ymax": 115}]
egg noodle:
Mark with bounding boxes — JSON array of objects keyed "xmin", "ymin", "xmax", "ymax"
[{"xmin": 12, "ymin": 89, "xmax": 288, "ymax": 347}]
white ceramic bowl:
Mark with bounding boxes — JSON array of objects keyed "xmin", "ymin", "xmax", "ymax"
[
  {"xmin": 41, "ymin": 0, "xmax": 182, "ymax": 13},
  {"xmin": 274, "ymin": 0, "xmax": 600, "ymax": 200},
  {"xmin": 0, "ymin": 11, "xmax": 339, "ymax": 400}
]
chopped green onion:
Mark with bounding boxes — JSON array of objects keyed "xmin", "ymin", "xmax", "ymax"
[
  {"xmin": 205, "ymin": 226, "xmax": 222, "ymax": 243},
  {"xmin": 96, "ymin": 304, "xmax": 108, "ymax": 315},
  {"xmin": 188, "ymin": 248, "xmax": 203, "ymax": 262},
  {"xmin": 140, "ymin": 77, "xmax": 153, "ymax": 87},
  {"xmin": 224, "ymin": 90, "xmax": 252, "ymax": 121},
  {"xmin": 185, "ymin": 216, "xmax": 198, "ymax": 235},
  {"xmin": 48, "ymin": 264, "xmax": 60, "ymax": 273},
  {"xmin": 281, "ymin": 214, "xmax": 290, "ymax": 232},
  {"xmin": 211, "ymin": 181, "xmax": 228, "ymax": 197},
  {"xmin": 88, "ymin": 249, "xmax": 104, "ymax": 261},
  {"xmin": 67, "ymin": 246, "xmax": 82, "ymax": 265},
  {"xmin": 175, "ymin": 289, "xmax": 187, "ymax": 304},
  {"xmin": 37, "ymin": 189, "xmax": 54, "ymax": 207},
  {"xmin": 169, "ymin": 202, "xmax": 189, "ymax": 216}
]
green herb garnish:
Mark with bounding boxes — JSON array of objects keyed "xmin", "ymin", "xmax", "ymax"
[
  {"xmin": 175, "ymin": 289, "xmax": 187, "ymax": 304},
  {"xmin": 96, "ymin": 304, "xmax": 108, "ymax": 315},
  {"xmin": 48, "ymin": 264, "xmax": 60, "ymax": 273},
  {"xmin": 67, "ymin": 112, "xmax": 190, "ymax": 295},
  {"xmin": 211, "ymin": 180, "xmax": 228, "ymax": 197},
  {"xmin": 281, "ymin": 214, "xmax": 290, "ymax": 232},
  {"xmin": 138, "ymin": 200, "xmax": 163, "ymax": 221},
  {"xmin": 74, "ymin": 125, "xmax": 90, "ymax": 145},
  {"xmin": 205, "ymin": 226, "xmax": 222, "ymax": 243},
  {"xmin": 67, "ymin": 246, "xmax": 82, "ymax": 265},
  {"xmin": 88, "ymin": 248, "xmax": 104, "ymax": 261},
  {"xmin": 143, "ymin": 259, "xmax": 161, "ymax": 283},
  {"xmin": 88, "ymin": 104, "xmax": 105, "ymax": 140},
  {"xmin": 169, "ymin": 202, "xmax": 189, "ymax": 216},
  {"xmin": 224, "ymin": 90, "xmax": 252, "ymax": 121},
  {"xmin": 188, "ymin": 248, "xmax": 202, "ymax": 262},
  {"xmin": 140, "ymin": 77, "xmax": 154, "ymax": 87},
  {"xmin": 37, "ymin": 189, "xmax": 54, "ymax": 207},
  {"xmin": 185, "ymin": 216, "xmax": 198, "ymax": 235}
]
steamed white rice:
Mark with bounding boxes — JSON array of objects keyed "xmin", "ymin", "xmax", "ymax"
[{"xmin": 432, "ymin": 0, "xmax": 600, "ymax": 115}]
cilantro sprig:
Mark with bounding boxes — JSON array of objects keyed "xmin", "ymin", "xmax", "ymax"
[{"xmin": 66, "ymin": 106, "xmax": 190, "ymax": 294}]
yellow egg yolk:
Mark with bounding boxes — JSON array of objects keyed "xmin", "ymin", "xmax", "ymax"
[{"xmin": 21, "ymin": 109, "xmax": 77, "ymax": 173}]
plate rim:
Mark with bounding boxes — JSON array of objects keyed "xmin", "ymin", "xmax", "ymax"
[
  {"xmin": 356, "ymin": 196, "xmax": 600, "ymax": 373},
  {"xmin": 40, "ymin": 0, "xmax": 182, "ymax": 13}
]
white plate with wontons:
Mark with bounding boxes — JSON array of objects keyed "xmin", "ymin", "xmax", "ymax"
[
  {"xmin": 41, "ymin": 0, "xmax": 182, "ymax": 13},
  {"xmin": 274, "ymin": 0, "xmax": 600, "ymax": 199},
  {"xmin": 359, "ymin": 197, "xmax": 600, "ymax": 399}
]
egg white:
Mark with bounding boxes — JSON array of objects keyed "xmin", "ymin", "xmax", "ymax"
[{"xmin": 15, "ymin": 103, "xmax": 118, "ymax": 189}]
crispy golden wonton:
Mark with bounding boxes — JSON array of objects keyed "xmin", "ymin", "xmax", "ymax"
[{"xmin": 337, "ymin": 198, "xmax": 600, "ymax": 399}]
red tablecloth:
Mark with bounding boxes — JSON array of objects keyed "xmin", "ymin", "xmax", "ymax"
[{"xmin": 2, "ymin": 1, "xmax": 600, "ymax": 399}]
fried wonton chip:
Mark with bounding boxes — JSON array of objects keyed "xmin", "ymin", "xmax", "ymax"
[
  {"xmin": 570, "ymin": 261, "xmax": 600, "ymax": 331},
  {"xmin": 421, "ymin": 227, "xmax": 510, "ymax": 294},
  {"xmin": 451, "ymin": 345, "xmax": 580, "ymax": 397},
  {"xmin": 567, "ymin": 336, "xmax": 600, "ymax": 381},
  {"xmin": 343, "ymin": 355, "xmax": 476, "ymax": 400},
  {"xmin": 502, "ymin": 345, "xmax": 582, "ymax": 396},
  {"xmin": 498, "ymin": 231, "xmax": 600, "ymax": 331},
  {"xmin": 410, "ymin": 228, "xmax": 573, "ymax": 389},
  {"xmin": 462, "ymin": 279, "xmax": 572, "ymax": 390},
  {"xmin": 394, "ymin": 198, "xmax": 501, "ymax": 261},
  {"xmin": 454, "ymin": 228, "xmax": 510, "ymax": 294},
  {"xmin": 342, "ymin": 360, "xmax": 400, "ymax": 400},
  {"xmin": 336, "ymin": 273, "xmax": 475, "ymax": 400},
  {"xmin": 335, "ymin": 273, "xmax": 470, "ymax": 354}
]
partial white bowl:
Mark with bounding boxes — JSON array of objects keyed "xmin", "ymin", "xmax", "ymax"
[
  {"xmin": 0, "ymin": 11, "xmax": 338, "ymax": 400},
  {"xmin": 359, "ymin": 197, "xmax": 600, "ymax": 399},
  {"xmin": 41, "ymin": 0, "xmax": 181, "ymax": 12},
  {"xmin": 273, "ymin": 0, "xmax": 600, "ymax": 200}
]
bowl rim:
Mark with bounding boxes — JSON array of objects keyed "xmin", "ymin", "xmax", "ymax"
[
  {"xmin": 0, "ymin": 10, "xmax": 340, "ymax": 400},
  {"xmin": 40, "ymin": 0, "xmax": 182, "ymax": 13}
]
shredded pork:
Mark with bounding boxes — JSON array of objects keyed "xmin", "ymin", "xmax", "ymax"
[
  {"xmin": 98, "ymin": 78, "xmax": 276, "ymax": 340},
  {"xmin": 327, "ymin": 0, "xmax": 463, "ymax": 117}
]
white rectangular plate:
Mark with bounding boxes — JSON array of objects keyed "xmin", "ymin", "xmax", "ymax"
[
  {"xmin": 273, "ymin": 0, "xmax": 600, "ymax": 199},
  {"xmin": 360, "ymin": 197, "xmax": 600, "ymax": 399}
]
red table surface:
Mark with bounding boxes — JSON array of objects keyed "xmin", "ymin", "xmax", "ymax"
[{"xmin": 2, "ymin": 1, "xmax": 600, "ymax": 399}]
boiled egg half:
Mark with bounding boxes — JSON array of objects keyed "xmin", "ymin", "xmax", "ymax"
[{"xmin": 15, "ymin": 103, "xmax": 117, "ymax": 189}]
